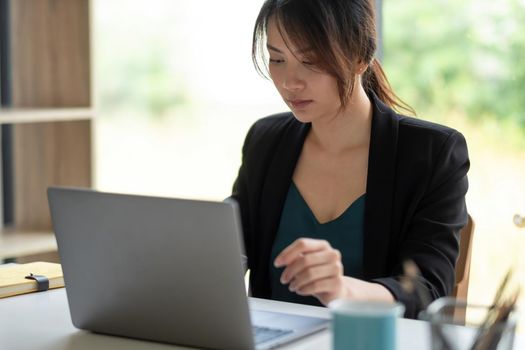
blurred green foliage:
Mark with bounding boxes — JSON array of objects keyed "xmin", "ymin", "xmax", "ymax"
[
  {"xmin": 97, "ymin": 40, "xmax": 190, "ymax": 118},
  {"xmin": 383, "ymin": 0, "xmax": 525, "ymax": 130},
  {"xmin": 94, "ymin": 0, "xmax": 191, "ymax": 119},
  {"xmin": 95, "ymin": 0, "xmax": 524, "ymax": 130}
]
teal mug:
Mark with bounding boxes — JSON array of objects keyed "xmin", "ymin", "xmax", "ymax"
[{"xmin": 329, "ymin": 300, "xmax": 405, "ymax": 350}]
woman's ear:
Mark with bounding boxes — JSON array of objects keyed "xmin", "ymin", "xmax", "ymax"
[{"xmin": 355, "ymin": 62, "xmax": 369, "ymax": 75}]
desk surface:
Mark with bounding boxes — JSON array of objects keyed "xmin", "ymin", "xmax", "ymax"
[{"xmin": 0, "ymin": 289, "xmax": 523, "ymax": 350}]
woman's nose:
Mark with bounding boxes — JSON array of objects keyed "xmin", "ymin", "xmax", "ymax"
[{"xmin": 282, "ymin": 68, "xmax": 306, "ymax": 92}]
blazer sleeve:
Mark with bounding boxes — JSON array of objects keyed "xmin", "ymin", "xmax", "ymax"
[{"xmin": 372, "ymin": 131, "xmax": 470, "ymax": 318}]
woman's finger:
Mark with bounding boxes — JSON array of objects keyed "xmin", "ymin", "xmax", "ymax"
[
  {"xmin": 289, "ymin": 261, "xmax": 343, "ymax": 292},
  {"xmin": 274, "ymin": 238, "xmax": 331, "ymax": 267},
  {"xmin": 295, "ymin": 276, "xmax": 345, "ymax": 298},
  {"xmin": 281, "ymin": 248, "xmax": 341, "ymax": 284}
]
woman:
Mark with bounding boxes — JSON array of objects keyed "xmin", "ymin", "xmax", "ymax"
[{"xmin": 231, "ymin": 0, "xmax": 469, "ymax": 319}]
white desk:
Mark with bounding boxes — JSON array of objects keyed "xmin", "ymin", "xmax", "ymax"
[{"xmin": 0, "ymin": 289, "xmax": 522, "ymax": 350}]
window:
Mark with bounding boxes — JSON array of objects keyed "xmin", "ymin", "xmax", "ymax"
[
  {"xmin": 383, "ymin": 0, "xmax": 525, "ymax": 321},
  {"xmin": 94, "ymin": 0, "xmax": 286, "ymax": 200}
]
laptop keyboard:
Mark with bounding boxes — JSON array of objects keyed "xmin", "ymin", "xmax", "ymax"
[{"xmin": 253, "ymin": 325, "xmax": 293, "ymax": 344}]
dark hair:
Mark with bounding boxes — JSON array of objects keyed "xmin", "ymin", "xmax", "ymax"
[{"xmin": 252, "ymin": 0, "xmax": 415, "ymax": 115}]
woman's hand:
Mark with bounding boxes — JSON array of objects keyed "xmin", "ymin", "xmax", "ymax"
[
  {"xmin": 274, "ymin": 238, "xmax": 395, "ymax": 305},
  {"xmin": 274, "ymin": 238, "xmax": 346, "ymax": 305}
]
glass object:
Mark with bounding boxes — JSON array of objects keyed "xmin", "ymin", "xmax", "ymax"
[
  {"xmin": 421, "ymin": 297, "xmax": 517, "ymax": 350},
  {"xmin": 513, "ymin": 214, "xmax": 525, "ymax": 228}
]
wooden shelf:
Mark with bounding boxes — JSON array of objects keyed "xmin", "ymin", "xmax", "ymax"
[
  {"xmin": 0, "ymin": 230, "xmax": 57, "ymax": 260},
  {"xmin": 0, "ymin": 0, "xmax": 92, "ymax": 261},
  {"xmin": 0, "ymin": 108, "xmax": 93, "ymax": 124}
]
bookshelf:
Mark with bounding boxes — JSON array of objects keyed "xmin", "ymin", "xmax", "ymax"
[
  {"xmin": 0, "ymin": 0, "xmax": 92, "ymax": 262},
  {"xmin": 0, "ymin": 108, "xmax": 93, "ymax": 124}
]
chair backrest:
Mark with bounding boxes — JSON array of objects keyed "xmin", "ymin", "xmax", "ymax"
[
  {"xmin": 452, "ymin": 214, "xmax": 475, "ymax": 323},
  {"xmin": 453, "ymin": 214, "xmax": 475, "ymax": 300}
]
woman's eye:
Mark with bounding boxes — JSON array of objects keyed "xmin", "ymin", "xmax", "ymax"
[
  {"xmin": 269, "ymin": 58, "xmax": 284, "ymax": 64},
  {"xmin": 302, "ymin": 60, "xmax": 320, "ymax": 68},
  {"xmin": 302, "ymin": 61, "xmax": 323, "ymax": 71}
]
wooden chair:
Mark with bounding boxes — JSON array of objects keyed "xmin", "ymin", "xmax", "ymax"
[{"xmin": 452, "ymin": 214, "xmax": 475, "ymax": 323}]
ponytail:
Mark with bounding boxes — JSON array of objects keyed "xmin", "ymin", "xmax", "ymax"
[{"xmin": 364, "ymin": 58, "xmax": 416, "ymax": 116}]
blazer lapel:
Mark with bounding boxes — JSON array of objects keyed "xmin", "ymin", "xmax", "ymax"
[
  {"xmin": 363, "ymin": 95, "xmax": 400, "ymax": 279},
  {"xmin": 256, "ymin": 118, "xmax": 310, "ymax": 297}
]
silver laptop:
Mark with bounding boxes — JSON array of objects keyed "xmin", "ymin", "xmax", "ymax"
[{"xmin": 48, "ymin": 187, "xmax": 329, "ymax": 350}]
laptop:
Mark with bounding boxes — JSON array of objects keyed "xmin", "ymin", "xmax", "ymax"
[{"xmin": 48, "ymin": 187, "xmax": 329, "ymax": 350}]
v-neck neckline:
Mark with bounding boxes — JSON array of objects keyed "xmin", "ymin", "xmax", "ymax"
[{"xmin": 291, "ymin": 182, "xmax": 366, "ymax": 226}]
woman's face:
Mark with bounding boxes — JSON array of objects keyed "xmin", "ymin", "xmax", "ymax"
[{"xmin": 266, "ymin": 18, "xmax": 342, "ymax": 123}]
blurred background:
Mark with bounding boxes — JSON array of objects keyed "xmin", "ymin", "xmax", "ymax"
[{"xmin": 92, "ymin": 0, "xmax": 525, "ymax": 326}]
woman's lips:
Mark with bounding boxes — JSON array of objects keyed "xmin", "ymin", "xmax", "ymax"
[{"xmin": 289, "ymin": 99, "xmax": 313, "ymax": 109}]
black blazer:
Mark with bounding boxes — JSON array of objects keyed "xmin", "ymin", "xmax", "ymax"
[{"xmin": 231, "ymin": 94, "xmax": 469, "ymax": 318}]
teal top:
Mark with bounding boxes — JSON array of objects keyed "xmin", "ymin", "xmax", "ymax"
[{"xmin": 269, "ymin": 182, "xmax": 365, "ymax": 306}]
